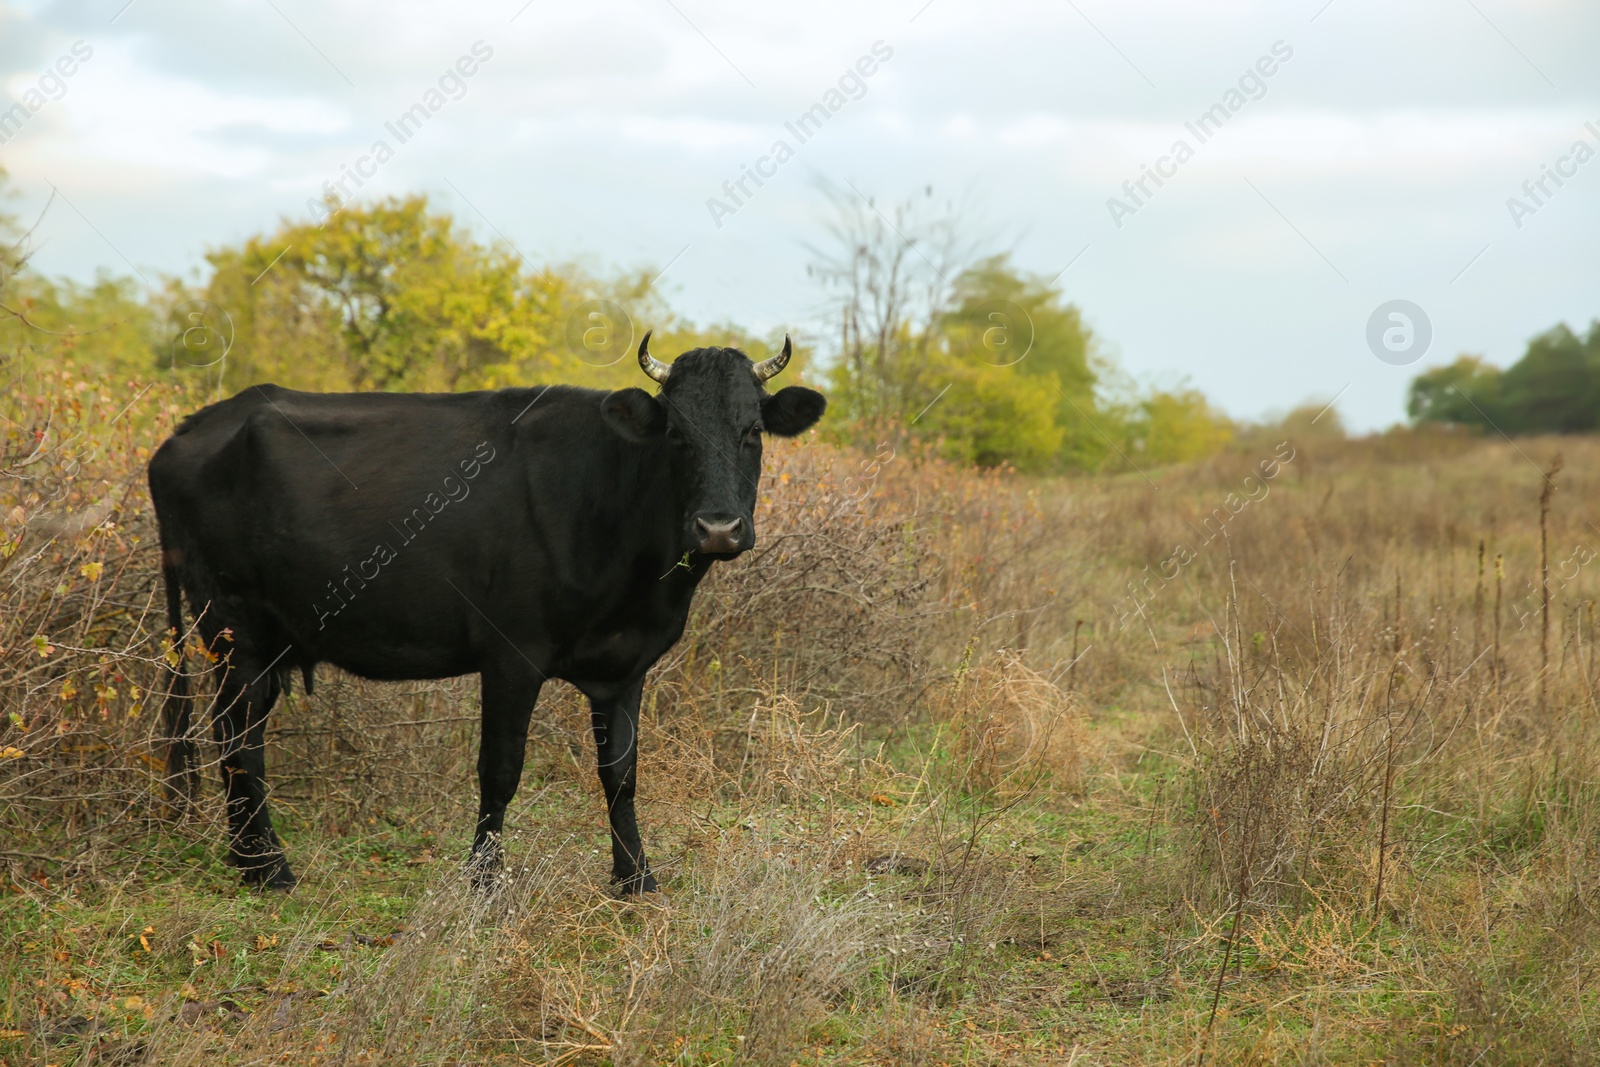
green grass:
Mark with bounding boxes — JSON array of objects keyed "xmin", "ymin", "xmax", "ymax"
[{"xmin": 10, "ymin": 690, "xmax": 1600, "ymax": 1066}]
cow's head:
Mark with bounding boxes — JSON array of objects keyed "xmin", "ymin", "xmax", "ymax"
[{"xmin": 600, "ymin": 334, "xmax": 826, "ymax": 558}]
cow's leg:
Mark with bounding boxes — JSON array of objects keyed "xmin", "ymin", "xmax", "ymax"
[
  {"xmin": 589, "ymin": 678, "xmax": 657, "ymax": 895},
  {"xmin": 471, "ymin": 660, "xmax": 543, "ymax": 886},
  {"xmin": 211, "ymin": 654, "xmax": 293, "ymax": 889}
]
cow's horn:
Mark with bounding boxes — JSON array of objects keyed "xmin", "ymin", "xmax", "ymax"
[
  {"xmin": 638, "ymin": 331, "xmax": 671, "ymax": 383},
  {"xmin": 753, "ymin": 335, "xmax": 792, "ymax": 381}
]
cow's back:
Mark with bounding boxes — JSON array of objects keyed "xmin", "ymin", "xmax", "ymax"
[{"xmin": 148, "ymin": 382, "xmax": 691, "ymax": 684}]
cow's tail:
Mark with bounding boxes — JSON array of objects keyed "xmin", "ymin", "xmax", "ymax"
[{"xmin": 159, "ymin": 554, "xmax": 199, "ymax": 813}]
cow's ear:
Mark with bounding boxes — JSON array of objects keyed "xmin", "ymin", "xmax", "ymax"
[
  {"xmin": 762, "ymin": 386, "xmax": 826, "ymax": 437},
  {"xmin": 601, "ymin": 388, "xmax": 667, "ymax": 442}
]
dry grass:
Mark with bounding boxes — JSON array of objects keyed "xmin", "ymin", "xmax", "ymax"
[{"xmin": 4, "ymin": 365, "xmax": 1600, "ymax": 1064}]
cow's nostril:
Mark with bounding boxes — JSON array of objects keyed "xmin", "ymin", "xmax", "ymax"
[{"xmin": 695, "ymin": 517, "xmax": 744, "ymax": 553}]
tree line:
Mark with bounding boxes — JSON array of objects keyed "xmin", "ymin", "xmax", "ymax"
[
  {"xmin": 1409, "ymin": 321, "xmax": 1600, "ymax": 435},
  {"xmin": 3, "ymin": 172, "xmax": 1249, "ymax": 472}
]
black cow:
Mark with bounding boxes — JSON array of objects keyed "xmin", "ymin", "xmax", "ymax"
[{"xmin": 149, "ymin": 336, "xmax": 825, "ymax": 893}]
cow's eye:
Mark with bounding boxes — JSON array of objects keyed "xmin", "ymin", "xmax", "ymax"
[
  {"xmin": 743, "ymin": 425, "xmax": 762, "ymax": 446},
  {"xmin": 665, "ymin": 424, "xmax": 686, "ymax": 443}
]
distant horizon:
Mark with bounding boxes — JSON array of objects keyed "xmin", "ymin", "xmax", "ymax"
[{"xmin": 3, "ymin": 0, "xmax": 1597, "ymax": 432}]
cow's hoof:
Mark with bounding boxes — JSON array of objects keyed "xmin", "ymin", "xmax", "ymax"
[
  {"xmin": 611, "ymin": 870, "xmax": 659, "ymax": 897},
  {"xmin": 467, "ymin": 852, "xmax": 504, "ymax": 893},
  {"xmin": 239, "ymin": 858, "xmax": 296, "ymax": 892}
]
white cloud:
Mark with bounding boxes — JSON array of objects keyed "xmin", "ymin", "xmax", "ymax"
[{"xmin": 5, "ymin": 43, "xmax": 346, "ymax": 185}]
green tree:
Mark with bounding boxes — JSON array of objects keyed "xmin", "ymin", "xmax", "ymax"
[
  {"xmin": 0, "ymin": 173, "xmax": 163, "ymax": 385},
  {"xmin": 808, "ymin": 192, "xmax": 1110, "ymax": 472},
  {"xmin": 1495, "ymin": 323, "xmax": 1600, "ymax": 434},
  {"xmin": 1133, "ymin": 387, "xmax": 1235, "ymax": 464},
  {"xmin": 911, "ymin": 356, "xmax": 1065, "ymax": 470},
  {"xmin": 809, "ymin": 183, "xmax": 964, "ymax": 436},
  {"xmin": 547, "ymin": 265, "xmax": 818, "ymax": 394},
  {"xmin": 941, "ymin": 256, "xmax": 1095, "ymax": 394},
  {"xmin": 809, "ymin": 186, "xmax": 1234, "ymax": 472},
  {"xmin": 203, "ymin": 195, "xmax": 566, "ymax": 392},
  {"xmin": 933, "ymin": 255, "xmax": 1096, "ymax": 470},
  {"xmin": 1409, "ymin": 323, "xmax": 1600, "ymax": 435},
  {"xmin": 1407, "ymin": 355, "xmax": 1501, "ymax": 427},
  {"xmin": 197, "ymin": 196, "xmax": 781, "ymax": 397}
]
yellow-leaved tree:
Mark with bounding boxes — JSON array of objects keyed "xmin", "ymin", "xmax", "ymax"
[{"xmin": 202, "ymin": 195, "xmax": 568, "ymax": 392}]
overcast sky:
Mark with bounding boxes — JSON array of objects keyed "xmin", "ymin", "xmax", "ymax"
[{"xmin": 2, "ymin": 0, "xmax": 1598, "ymax": 429}]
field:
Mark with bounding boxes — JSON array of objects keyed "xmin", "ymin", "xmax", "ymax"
[{"xmin": 4, "ymin": 367, "xmax": 1599, "ymax": 1065}]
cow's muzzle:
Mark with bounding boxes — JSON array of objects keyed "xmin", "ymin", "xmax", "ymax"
[{"xmin": 694, "ymin": 515, "xmax": 748, "ymax": 556}]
